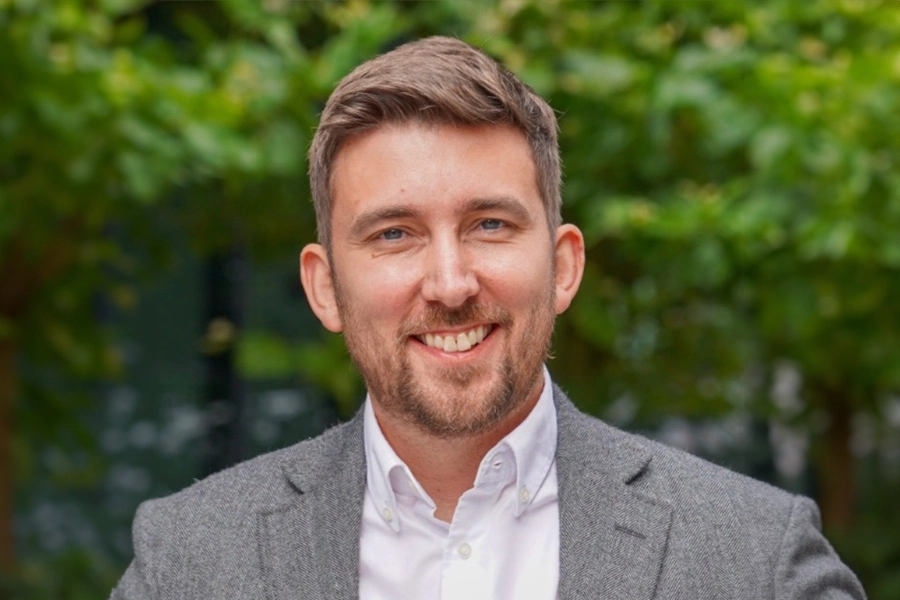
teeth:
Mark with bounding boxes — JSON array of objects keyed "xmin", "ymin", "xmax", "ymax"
[
  {"xmin": 456, "ymin": 333, "xmax": 471, "ymax": 352},
  {"xmin": 418, "ymin": 325, "xmax": 492, "ymax": 353}
]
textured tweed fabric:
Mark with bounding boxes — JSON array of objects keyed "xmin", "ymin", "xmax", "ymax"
[{"xmin": 110, "ymin": 387, "xmax": 865, "ymax": 600}]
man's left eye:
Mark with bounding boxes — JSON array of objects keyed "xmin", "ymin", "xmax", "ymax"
[
  {"xmin": 380, "ymin": 228, "xmax": 404, "ymax": 241},
  {"xmin": 480, "ymin": 219, "xmax": 503, "ymax": 231}
]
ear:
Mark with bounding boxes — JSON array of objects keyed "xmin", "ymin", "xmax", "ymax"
[
  {"xmin": 299, "ymin": 244, "xmax": 343, "ymax": 333},
  {"xmin": 552, "ymin": 224, "xmax": 585, "ymax": 315}
]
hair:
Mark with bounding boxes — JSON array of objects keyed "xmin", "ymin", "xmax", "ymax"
[{"xmin": 307, "ymin": 36, "xmax": 561, "ymax": 250}]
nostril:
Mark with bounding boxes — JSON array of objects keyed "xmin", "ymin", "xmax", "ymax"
[{"xmin": 422, "ymin": 273, "xmax": 479, "ymax": 307}]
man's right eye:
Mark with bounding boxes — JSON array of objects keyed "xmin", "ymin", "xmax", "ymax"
[{"xmin": 380, "ymin": 228, "xmax": 404, "ymax": 241}]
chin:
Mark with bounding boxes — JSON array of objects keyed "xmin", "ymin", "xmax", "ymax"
[{"xmin": 392, "ymin": 360, "xmax": 532, "ymax": 438}]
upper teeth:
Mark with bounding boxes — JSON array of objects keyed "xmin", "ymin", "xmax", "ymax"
[{"xmin": 420, "ymin": 325, "xmax": 490, "ymax": 353}]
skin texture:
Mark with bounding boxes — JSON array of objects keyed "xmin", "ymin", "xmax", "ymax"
[{"xmin": 300, "ymin": 122, "xmax": 584, "ymax": 519}]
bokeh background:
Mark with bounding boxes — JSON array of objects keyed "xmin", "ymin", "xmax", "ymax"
[{"xmin": 1, "ymin": 0, "xmax": 899, "ymax": 597}]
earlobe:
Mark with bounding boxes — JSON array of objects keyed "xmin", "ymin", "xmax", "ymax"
[
  {"xmin": 299, "ymin": 244, "xmax": 344, "ymax": 333},
  {"xmin": 553, "ymin": 224, "xmax": 585, "ymax": 314}
]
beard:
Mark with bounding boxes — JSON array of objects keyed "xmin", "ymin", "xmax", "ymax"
[{"xmin": 335, "ymin": 289, "xmax": 556, "ymax": 439}]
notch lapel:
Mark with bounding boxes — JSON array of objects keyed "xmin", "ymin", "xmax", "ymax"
[
  {"xmin": 555, "ymin": 388, "xmax": 673, "ymax": 600},
  {"xmin": 258, "ymin": 416, "xmax": 367, "ymax": 600}
]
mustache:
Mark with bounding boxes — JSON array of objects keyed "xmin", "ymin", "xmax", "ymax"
[{"xmin": 398, "ymin": 301, "xmax": 512, "ymax": 339}]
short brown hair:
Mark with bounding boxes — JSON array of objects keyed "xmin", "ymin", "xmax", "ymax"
[{"xmin": 308, "ymin": 36, "xmax": 561, "ymax": 250}]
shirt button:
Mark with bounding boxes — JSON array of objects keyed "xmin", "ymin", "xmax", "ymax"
[
  {"xmin": 519, "ymin": 487, "xmax": 530, "ymax": 503},
  {"xmin": 458, "ymin": 542, "xmax": 472, "ymax": 559},
  {"xmin": 382, "ymin": 507, "xmax": 393, "ymax": 522}
]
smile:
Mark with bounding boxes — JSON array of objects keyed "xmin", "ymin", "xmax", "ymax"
[{"xmin": 416, "ymin": 325, "xmax": 494, "ymax": 353}]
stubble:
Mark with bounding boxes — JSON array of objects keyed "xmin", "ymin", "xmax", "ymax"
[{"xmin": 336, "ymin": 289, "xmax": 555, "ymax": 439}]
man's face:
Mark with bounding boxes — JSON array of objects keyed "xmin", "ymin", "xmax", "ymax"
[{"xmin": 302, "ymin": 122, "xmax": 582, "ymax": 438}]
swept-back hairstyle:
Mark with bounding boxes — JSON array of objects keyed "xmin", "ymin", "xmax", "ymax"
[{"xmin": 308, "ymin": 36, "xmax": 561, "ymax": 250}]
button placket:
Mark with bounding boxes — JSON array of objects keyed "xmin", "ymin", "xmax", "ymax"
[{"xmin": 457, "ymin": 542, "xmax": 472, "ymax": 559}]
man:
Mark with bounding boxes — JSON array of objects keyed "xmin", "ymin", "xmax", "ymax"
[{"xmin": 112, "ymin": 37, "xmax": 865, "ymax": 599}]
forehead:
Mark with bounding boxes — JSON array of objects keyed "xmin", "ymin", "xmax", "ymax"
[{"xmin": 329, "ymin": 122, "xmax": 542, "ymax": 226}]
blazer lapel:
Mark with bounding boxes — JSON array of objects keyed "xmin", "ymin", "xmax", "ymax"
[
  {"xmin": 555, "ymin": 388, "xmax": 673, "ymax": 600},
  {"xmin": 257, "ymin": 389, "xmax": 672, "ymax": 599},
  {"xmin": 258, "ymin": 415, "xmax": 367, "ymax": 600}
]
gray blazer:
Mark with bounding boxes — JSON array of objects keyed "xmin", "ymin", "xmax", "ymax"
[{"xmin": 111, "ymin": 387, "xmax": 865, "ymax": 599}]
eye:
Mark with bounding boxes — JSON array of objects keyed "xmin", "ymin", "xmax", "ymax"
[
  {"xmin": 479, "ymin": 219, "xmax": 504, "ymax": 231},
  {"xmin": 380, "ymin": 228, "xmax": 405, "ymax": 241}
]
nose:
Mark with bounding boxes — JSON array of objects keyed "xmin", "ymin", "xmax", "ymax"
[{"xmin": 420, "ymin": 237, "xmax": 480, "ymax": 308}]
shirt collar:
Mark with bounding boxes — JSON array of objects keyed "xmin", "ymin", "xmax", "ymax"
[
  {"xmin": 494, "ymin": 366, "xmax": 557, "ymax": 517},
  {"xmin": 363, "ymin": 366, "xmax": 558, "ymax": 530},
  {"xmin": 363, "ymin": 399, "xmax": 422, "ymax": 533}
]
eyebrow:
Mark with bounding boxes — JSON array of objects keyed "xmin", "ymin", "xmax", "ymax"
[
  {"xmin": 348, "ymin": 206, "xmax": 420, "ymax": 240},
  {"xmin": 464, "ymin": 196, "xmax": 533, "ymax": 225}
]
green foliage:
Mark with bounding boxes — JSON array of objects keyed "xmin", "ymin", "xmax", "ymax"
[
  {"xmin": 0, "ymin": 549, "xmax": 120, "ymax": 600},
  {"xmin": 530, "ymin": 0, "xmax": 900, "ymax": 416},
  {"xmin": 238, "ymin": 330, "xmax": 362, "ymax": 418}
]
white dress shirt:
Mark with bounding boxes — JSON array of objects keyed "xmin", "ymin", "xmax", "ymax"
[{"xmin": 359, "ymin": 367, "xmax": 559, "ymax": 600}]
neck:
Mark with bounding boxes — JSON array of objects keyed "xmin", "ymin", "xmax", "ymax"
[{"xmin": 372, "ymin": 388, "xmax": 542, "ymax": 523}]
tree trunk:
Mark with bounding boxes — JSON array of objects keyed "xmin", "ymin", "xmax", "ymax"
[
  {"xmin": 202, "ymin": 249, "xmax": 245, "ymax": 476},
  {"xmin": 816, "ymin": 385, "xmax": 855, "ymax": 532},
  {"xmin": 0, "ymin": 338, "xmax": 16, "ymax": 569}
]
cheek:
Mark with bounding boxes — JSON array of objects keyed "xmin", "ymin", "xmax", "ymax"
[
  {"xmin": 340, "ymin": 260, "xmax": 422, "ymax": 320},
  {"xmin": 476, "ymin": 253, "xmax": 554, "ymax": 305}
]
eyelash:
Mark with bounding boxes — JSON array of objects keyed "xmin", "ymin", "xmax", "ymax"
[
  {"xmin": 379, "ymin": 228, "xmax": 405, "ymax": 241},
  {"xmin": 479, "ymin": 219, "xmax": 504, "ymax": 231},
  {"xmin": 373, "ymin": 219, "xmax": 506, "ymax": 243}
]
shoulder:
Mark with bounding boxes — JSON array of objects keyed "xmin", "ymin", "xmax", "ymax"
[
  {"xmin": 134, "ymin": 412, "xmax": 363, "ymax": 533},
  {"xmin": 554, "ymin": 387, "xmax": 865, "ymax": 598},
  {"xmin": 554, "ymin": 385, "xmax": 801, "ymax": 561},
  {"xmin": 555, "ymin": 384, "xmax": 794, "ymax": 510},
  {"xmin": 114, "ymin": 415, "xmax": 365, "ymax": 597}
]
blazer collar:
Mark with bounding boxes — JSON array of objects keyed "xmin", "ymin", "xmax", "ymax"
[{"xmin": 554, "ymin": 385, "xmax": 673, "ymax": 600}]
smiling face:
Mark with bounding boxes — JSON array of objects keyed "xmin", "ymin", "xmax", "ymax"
[{"xmin": 301, "ymin": 122, "xmax": 584, "ymax": 439}]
